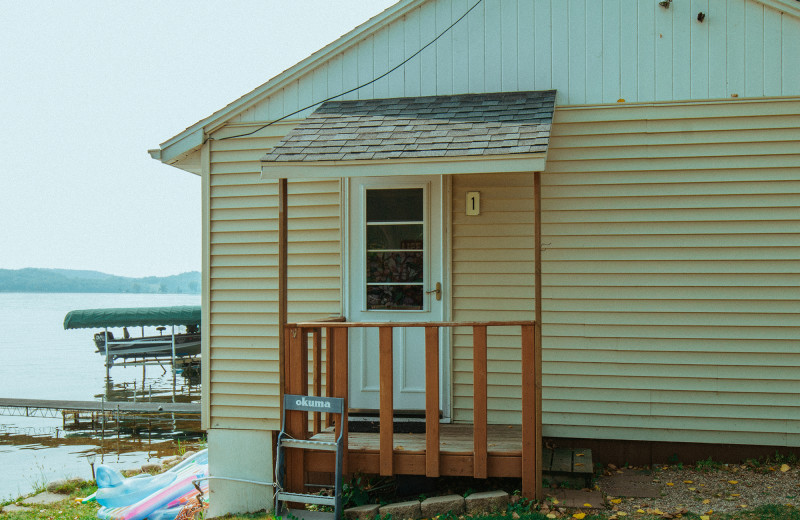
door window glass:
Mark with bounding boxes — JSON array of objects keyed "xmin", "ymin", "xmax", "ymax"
[{"xmin": 365, "ymin": 188, "xmax": 424, "ymax": 310}]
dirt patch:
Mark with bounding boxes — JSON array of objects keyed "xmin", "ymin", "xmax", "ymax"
[{"xmin": 596, "ymin": 462, "xmax": 800, "ymax": 517}]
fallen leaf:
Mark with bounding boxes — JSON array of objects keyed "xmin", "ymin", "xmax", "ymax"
[
  {"xmin": 666, "ymin": 483, "xmax": 674, "ymax": 486},
  {"xmin": 573, "ymin": 514, "xmax": 586, "ymax": 519},
  {"xmin": 706, "ymin": 510, "xmax": 714, "ymax": 515},
  {"xmin": 730, "ymin": 493, "xmax": 740, "ymax": 497},
  {"xmin": 636, "ymin": 510, "xmax": 645, "ymax": 514},
  {"xmin": 702, "ymin": 499, "xmax": 710, "ymax": 504},
  {"xmin": 547, "ymin": 514, "xmax": 557, "ymax": 519},
  {"xmin": 700, "ymin": 517, "xmax": 710, "ymax": 520},
  {"xmin": 740, "ymin": 504, "xmax": 748, "ymax": 508},
  {"xmin": 618, "ymin": 513, "xmax": 627, "ymax": 517},
  {"xmin": 576, "ymin": 453, "xmax": 585, "ymax": 457},
  {"xmin": 688, "ymin": 487, "xmax": 697, "ymax": 491},
  {"xmin": 582, "ymin": 503, "xmax": 592, "ymax": 507},
  {"xmin": 575, "ymin": 462, "xmax": 584, "ymax": 467},
  {"xmin": 552, "ymin": 499, "xmax": 560, "ymax": 505},
  {"xmin": 610, "ymin": 499, "xmax": 622, "ymax": 504},
  {"xmin": 781, "ymin": 464, "xmax": 791, "ymax": 472},
  {"xmin": 683, "ymin": 480, "xmax": 693, "ymax": 484},
  {"xmin": 728, "ymin": 480, "xmax": 738, "ymax": 484}
]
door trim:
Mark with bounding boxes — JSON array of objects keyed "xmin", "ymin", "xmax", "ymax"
[{"xmin": 341, "ymin": 175, "xmax": 451, "ymax": 420}]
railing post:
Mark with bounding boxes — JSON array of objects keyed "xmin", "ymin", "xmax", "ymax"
[
  {"xmin": 521, "ymin": 323, "xmax": 540, "ymax": 499},
  {"xmin": 312, "ymin": 327, "xmax": 322, "ymax": 434},
  {"xmin": 379, "ymin": 326, "xmax": 394, "ymax": 477},
  {"xmin": 333, "ymin": 327, "xmax": 349, "ymax": 474},
  {"xmin": 473, "ymin": 325, "xmax": 488, "ymax": 479},
  {"xmin": 325, "ymin": 326, "xmax": 335, "ymax": 428},
  {"xmin": 425, "ymin": 326, "xmax": 440, "ymax": 477},
  {"xmin": 287, "ymin": 326, "xmax": 308, "ymax": 495}
]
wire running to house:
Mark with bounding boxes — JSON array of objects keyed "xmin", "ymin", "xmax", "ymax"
[{"xmin": 217, "ymin": 0, "xmax": 485, "ymax": 141}]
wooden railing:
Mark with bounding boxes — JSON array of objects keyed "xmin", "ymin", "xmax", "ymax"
[{"xmin": 281, "ymin": 319, "xmax": 541, "ymax": 499}]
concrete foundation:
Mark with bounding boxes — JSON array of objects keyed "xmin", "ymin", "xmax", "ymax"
[{"xmin": 207, "ymin": 428, "xmax": 274, "ymax": 518}]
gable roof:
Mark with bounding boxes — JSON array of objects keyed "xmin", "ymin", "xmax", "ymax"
[
  {"xmin": 151, "ymin": 0, "xmax": 425, "ymax": 166},
  {"xmin": 151, "ymin": 0, "xmax": 800, "ymax": 168}
]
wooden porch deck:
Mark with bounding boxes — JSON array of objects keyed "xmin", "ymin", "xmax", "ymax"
[
  {"xmin": 305, "ymin": 425, "xmax": 592, "ymax": 482},
  {"xmin": 282, "ymin": 320, "xmax": 542, "ymax": 498},
  {"xmin": 315, "ymin": 424, "xmax": 525, "ymax": 454},
  {"xmin": 306, "ymin": 424, "xmax": 526, "ymax": 477}
]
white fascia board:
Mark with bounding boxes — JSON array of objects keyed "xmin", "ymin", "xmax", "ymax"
[
  {"xmin": 159, "ymin": 128, "xmax": 204, "ymax": 165},
  {"xmin": 155, "ymin": 0, "xmax": 423, "ymax": 160},
  {"xmin": 260, "ymin": 153, "xmax": 547, "ymax": 180}
]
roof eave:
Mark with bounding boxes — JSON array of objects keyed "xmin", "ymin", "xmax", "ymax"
[
  {"xmin": 260, "ymin": 153, "xmax": 549, "ymax": 180},
  {"xmin": 152, "ymin": 0, "xmax": 424, "ymax": 165}
]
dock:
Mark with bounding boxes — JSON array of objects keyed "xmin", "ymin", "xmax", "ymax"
[{"xmin": 0, "ymin": 397, "xmax": 199, "ymax": 419}]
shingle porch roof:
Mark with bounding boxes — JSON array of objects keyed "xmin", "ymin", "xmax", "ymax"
[{"xmin": 262, "ymin": 90, "xmax": 556, "ymax": 164}]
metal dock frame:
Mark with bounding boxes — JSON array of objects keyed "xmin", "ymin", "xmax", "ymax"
[{"xmin": 275, "ymin": 394, "xmax": 345, "ymax": 520}]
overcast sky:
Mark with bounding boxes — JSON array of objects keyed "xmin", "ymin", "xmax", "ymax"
[{"xmin": 0, "ymin": 1, "xmax": 396, "ymax": 278}]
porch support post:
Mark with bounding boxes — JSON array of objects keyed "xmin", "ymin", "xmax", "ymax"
[
  {"xmin": 278, "ymin": 178, "xmax": 288, "ymax": 409},
  {"xmin": 278, "ymin": 178, "xmax": 291, "ymax": 491},
  {"xmin": 333, "ymin": 327, "xmax": 349, "ymax": 474},
  {"xmin": 472, "ymin": 325, "xmax": 488, "ymax": 479},
  {"xmin": 532, "ymin": 171, "xmax": 543, "ymax": 499},
  {"xmin": 286, "ymin": 327, "xmax": 308, "ymax": 495},
  {"xmin": 425, "ymin": 326, "xmax": 440, "ymax": 477},
  {"xmin": 379, "ymin": 326, "xmax": 394, "ymax": 476},
  {"xmin": 521, "ymin": 324, "xmax": 540, "ymax": 499}
]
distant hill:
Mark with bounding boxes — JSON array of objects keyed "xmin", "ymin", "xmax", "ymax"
[{"xmin": 0, "ymin": 268, "xmax": 201, "ymax": 294}]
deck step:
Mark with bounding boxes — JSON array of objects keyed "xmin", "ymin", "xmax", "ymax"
[
  {"xmin": 276, "ymin": 491, "xmax": 336, "ymax": 506},
  {"xmin": 280, "ymin": 438, "xmax": 338, "ymax": 451},
  {"xmin": 543, "ymin": 448, "xmax": 593, "ymax": 475},
  {"xmin": 543, "ymin": 448, "xmax": 594, "ymax": 487}
]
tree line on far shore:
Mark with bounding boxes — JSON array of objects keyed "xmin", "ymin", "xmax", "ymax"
[{"xmin": 0, "ymin": 268, "xmax": 200, "ymax": 294}]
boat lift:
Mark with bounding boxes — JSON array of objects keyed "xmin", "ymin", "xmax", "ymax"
[{"xmin": 63, "ymin": 306, "xmax": 202, "ymax": 387}]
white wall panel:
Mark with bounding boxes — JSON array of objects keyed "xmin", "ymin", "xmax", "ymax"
[{"xmin": 231, "ymin": 0, "xmax": 799, "ymax": 125}]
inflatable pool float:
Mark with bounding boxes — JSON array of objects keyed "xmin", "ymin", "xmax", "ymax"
[{"xmin": 92, "ymin": 450, "xmax": 208, "ymax": 520}]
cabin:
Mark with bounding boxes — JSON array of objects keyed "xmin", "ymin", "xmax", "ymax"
[{"xmin": 149, "ymin": 0, "xmax": 800, "ymax": 516}]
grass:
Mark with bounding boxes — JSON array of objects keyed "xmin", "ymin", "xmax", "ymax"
[
  {"xmin": 3, "ymin": 488, "xmax": 796, "ymax": 520},
  {"xmin": 0, "ymin": 482, "xmax": 99, "ymax": 520},
  {"xmin": 198, "ymin": 504, "xmax": 800, "ymax": 520},
  {"xmin": 695, "ymin": 456, "xmax": 726, "ymax": 473}
]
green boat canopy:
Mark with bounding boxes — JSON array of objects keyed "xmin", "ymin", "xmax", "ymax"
[{"xmin": 63, "ymin": 305, "xmax": 201, "ymax": 330}]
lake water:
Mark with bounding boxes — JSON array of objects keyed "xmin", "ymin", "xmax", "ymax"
[{"xmin": 0, "ymin": 292, "xmax": 201, "ymax": 501}]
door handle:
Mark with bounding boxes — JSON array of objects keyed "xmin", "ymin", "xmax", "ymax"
[{"xmin": 426, "ymin": 282, "xmax": 442, "ymax": 301}]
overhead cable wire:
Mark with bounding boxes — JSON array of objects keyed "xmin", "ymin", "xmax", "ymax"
[{"xmin": 217, "ymin": 0, "xmax": 485, "ymax": 141}]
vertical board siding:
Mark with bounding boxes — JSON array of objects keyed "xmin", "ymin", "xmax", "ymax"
[
  {"xmin": 231, "ymin": 0, "xmax": 799, "ymax": 126},
  {"xmin": 207, "ymin": 124, "xmax": 340, "ymax": 430},
  {"xmin": 451, "ymin": 173, "xmax": 536, "ymax": 424},
  {"xmin": 542, "ymin": 98, "xmax": 800, "ymax": 446}
]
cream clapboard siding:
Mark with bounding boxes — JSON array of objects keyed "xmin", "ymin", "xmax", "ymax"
[
  {"xmin": 207, "ymin": 123, "xmax": 340, "ymax": 431},
  {"xmin": 231, "ymin": 0, "xmax": 800, "ymax": 125},
  {"xmin": 451, "ymin": 173, "xmax": 536, "ymax": 423},
  {"xmin": 541, "ymin": 97, "xmax": 800, "ymax": 446}
]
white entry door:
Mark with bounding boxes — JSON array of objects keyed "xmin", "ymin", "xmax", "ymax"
[{"xmin": 347, "ymin": 176, "xmax": 445, "ymax": 412}]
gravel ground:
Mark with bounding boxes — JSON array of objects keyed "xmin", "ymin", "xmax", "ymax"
[{"xmin": 601, "ymin": 461, "xmax": 800, "ymax": 518}]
